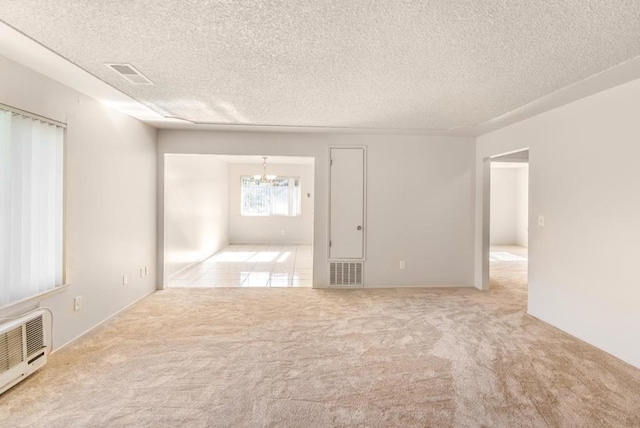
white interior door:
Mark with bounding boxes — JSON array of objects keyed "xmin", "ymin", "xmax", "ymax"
[{"xmin": 329, "ymin": 147, "xmax": 365, "ymax": 259}]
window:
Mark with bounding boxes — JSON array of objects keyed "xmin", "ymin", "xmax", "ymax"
[
  {"xmin": 0, "ymin": 106, "xmax": 65, "ymax": 306},
  {"xmin": 241, "ymin": 177, "xmax": 301, "ymax": 216}
]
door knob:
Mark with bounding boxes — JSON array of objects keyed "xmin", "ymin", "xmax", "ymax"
[{"xmin": 357, "ymin": 226, "xmax": 363, "ymax": 230}]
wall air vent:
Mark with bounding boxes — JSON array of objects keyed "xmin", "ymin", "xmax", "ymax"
[
  {"xmin": 330, "ymin": 262, "xmax": 363, "ymax": 286},
  {"xmin": 105, "ymin": 63, "xmax": 154, "ymax": 85}
]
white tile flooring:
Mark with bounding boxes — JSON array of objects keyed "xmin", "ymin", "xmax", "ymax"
[
  {"xmin": 489, "ymin": 245, "xmax": 528, "ymax": 262},
  {"xmin": 168, "ymin": 244, "xmax": 313, "ymax": 288}
]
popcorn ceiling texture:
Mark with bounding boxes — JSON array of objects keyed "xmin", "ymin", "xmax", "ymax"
[{"xmin": 1, "ymin": 1, "xmax": 640, "ymax": 129}]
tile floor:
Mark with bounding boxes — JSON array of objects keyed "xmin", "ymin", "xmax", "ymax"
[
  {"xmin": 489, "ymin": 245, "xmax": 528, "ymax": 262},
  {"xmin": 168, "ymin": 244, "xmax": 313, "ymax": 288}
]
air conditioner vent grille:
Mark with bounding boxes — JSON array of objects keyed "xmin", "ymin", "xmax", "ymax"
[
  {"xmin": 110, "ymin": 64, "xmax": 137, "ymax": 75},
  {"xmin": 105, "ymin": 63, "xmax": 154, "ymax": 85},
  {"xmin": 330, "ymin": 262, "xmax": 363, "ymax": 286},
  {"xmin": 0, "ymin": 326, "xmax": 24, "ymax": 373},
  {"xmin": 25, "ymin": 316, "xmax": 44, "ymax": 357},
  {"xmin": 0, "ymin": 310, "xmax": 50, "ymax": 394}
]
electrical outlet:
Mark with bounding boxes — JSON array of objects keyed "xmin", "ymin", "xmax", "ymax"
[
  {"xmin": 145, "ymin": 266, "xmax": 150, "ymax": 276},
  {"xmin": 399, "ymin": 260, "xmax": 406, "ymax": 270},
  {"xmin": 123, "ymin": 274, "xmax": 129, "ymax": 285},
  {"xmin": 538, "ymin": 215, "xmax": 545, "ymax": 227},
  {"xmin": 74, "ymin": 296, "xmax": 82, "ymax": 312}
]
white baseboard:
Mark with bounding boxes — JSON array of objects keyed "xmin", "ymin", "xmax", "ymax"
[{"xmin": 52, "ymin": 289, "xmax": 155, "ymax": 354}]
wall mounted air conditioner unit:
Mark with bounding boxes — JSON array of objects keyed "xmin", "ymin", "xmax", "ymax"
[{"xmin": 0, "ymin": 310, "xmax": 51, "ymax": 395}]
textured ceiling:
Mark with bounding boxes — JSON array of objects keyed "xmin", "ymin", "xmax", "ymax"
[{"xmin": 1, "ymin": 1, "xmax": 640, "ymax": 130}]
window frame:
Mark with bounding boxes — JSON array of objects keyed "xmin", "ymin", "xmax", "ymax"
[
  {"xmin": 0, "ymin": 103, "xmax": 67, "ymax": 310},
  {"xmin": 240, "ymin": 176, "xmax": 302, "ymax": 217}
]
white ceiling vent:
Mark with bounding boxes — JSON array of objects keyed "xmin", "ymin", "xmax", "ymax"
[
  {"xmin": 105, "ymin": 63, "xmax": 154, "ymax": 85},
  {"xmin": 330, "ymin": 262, "xmax": 363, "ymax": 286}
]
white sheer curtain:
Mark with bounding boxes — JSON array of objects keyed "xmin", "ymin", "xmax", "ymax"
[
  {"xmin": 0, "ymin": 107, "xmax": 64, "ymax": 306},
  {"xmin": 240, "ymin": 177, "xmax": 301, "ymax": 216}
]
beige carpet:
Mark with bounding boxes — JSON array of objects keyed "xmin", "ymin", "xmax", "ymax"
[{"xmin": 1, "ymin": 258, "xmax": 640, "ymax": 427}]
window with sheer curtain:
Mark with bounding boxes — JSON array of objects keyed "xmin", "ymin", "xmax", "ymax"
[
  {"xmin": 240, "ymin": 177, "xmax": 301, "ymax": 216},
  {"xmin": 0, "ymin": 106, "xmax": 65, "ymax": 307}
]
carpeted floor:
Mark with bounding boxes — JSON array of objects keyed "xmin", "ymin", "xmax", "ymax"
[{"xmin": 1, "ymin": 256, "xmax": 640, "ymax": 427}]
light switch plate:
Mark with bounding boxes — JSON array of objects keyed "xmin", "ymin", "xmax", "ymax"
[{"xmin": 538, "ymin": 215, "xmax": 545, "ymax": 227}]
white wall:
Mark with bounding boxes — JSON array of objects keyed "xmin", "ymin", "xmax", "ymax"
[
  {"xmin": 476, "ymin": 77, "xmax": 640, "ymax": 368},
  {"xmin": 158, "ymin": 132, "xmax": 476, "ymax": 288},
  {"xmin": 0, "ymin": 56, "xmax": 157, "ymax": 349},
  {"xmin": 229, "ymin": 163, "xmax": 313, "ymax": 245},
  {"xmin": 164, "ymin": 154, "xmax": 229, "ymax": 278},
  {"xmin": 516, "ymin": 167, "xmax": 529, "ymax": 247},
  {"xmin": 490, "ymin": 168, "xmax": 519, "ymax": 245},
  {"xmin": 490, "ymin": 165, "xmax": 528, "ymax": 247}
]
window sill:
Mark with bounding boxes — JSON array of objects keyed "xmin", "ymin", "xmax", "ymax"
[{"xmin": 0, "ymin": 283, "xmax": 71, "ymax": 315}]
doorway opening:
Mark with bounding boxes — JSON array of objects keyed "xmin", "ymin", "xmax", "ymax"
[
  {"xmin": 489, "ymin": 150, "xmax": 529, "ymax": 291},
  {"xmin": 162, "ymin": 154, "xmax": 315, "ymax": 288}
]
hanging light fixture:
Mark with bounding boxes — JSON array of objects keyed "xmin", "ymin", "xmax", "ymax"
[{"xmin": 253, "ymin": 156, "xmax": 277, "ymax": 183}]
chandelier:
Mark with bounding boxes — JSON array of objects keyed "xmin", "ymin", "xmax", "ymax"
[{"xmin": 253, "ymin": 156, "xmax": 277, "ymax": 183}]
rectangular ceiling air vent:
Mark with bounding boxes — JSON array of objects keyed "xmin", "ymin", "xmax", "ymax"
[
  {"xmin": 330, "ymin": 262, "xmax": 363, "ymax": 286},
  {"xmin": 105, "ymin": 63, "xmax": 154, "ymax": 85}
]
